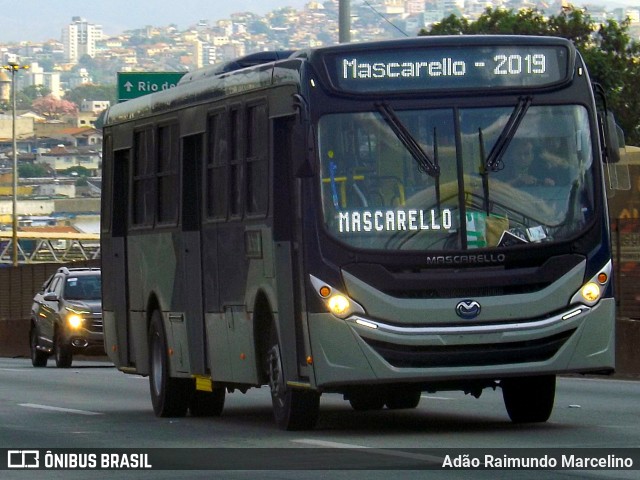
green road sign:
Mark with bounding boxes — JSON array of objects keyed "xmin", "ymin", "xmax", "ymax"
[{"xmin": 117, "ymin": 72, "xmax": 186, "ymax": 102}]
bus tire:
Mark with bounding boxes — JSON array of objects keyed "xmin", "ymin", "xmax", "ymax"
[
  {"xmin": 385, "ymin": 387, "xmax": 421, "ymax": 410},
  {"xmin": 348, "ymin": 390, "xmax": 385, "ymax": 411},
  {"xmin": 266, "ymin": 326, "xmax": 319, "ymax": 430},
  {"xmin": 189, "ymin": 386, "xmax": 225, "ymax": 417},
  {"xmin": 149, "ymin": 310, "xmax": 192, "ymax": 417},
  {"xmin": 502, "ymin": 375, "xmax": 555, "ymax": 423}
]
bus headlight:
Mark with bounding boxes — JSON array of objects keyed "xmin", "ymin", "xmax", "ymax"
[
  {"xmin": 309, "ymin": 275, "xmax": 365, "ymax": 319},
  {"xmin": 580, "ymin": 282, "xmax": 601, "ymax": 303},
  {"xmin": 327, "ymin": 294, "xmax": 351, "ymax": 316},
  {"xmin": 570, "ymin": 260, "xmax": 611, "ymax": 307}
]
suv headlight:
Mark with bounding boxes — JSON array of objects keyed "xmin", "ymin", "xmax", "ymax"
[
  {"xmin": 65, "ymin": 307, "xmax": 89, "ymax": 330},
  {"xmin": 67, "ymin": 314, "xmax": 84, "ymax": 329}
]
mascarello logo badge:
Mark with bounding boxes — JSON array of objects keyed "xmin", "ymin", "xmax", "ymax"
[{"xmin": 455, "ymin": 300, "xmax": 481, "ymax": 319}]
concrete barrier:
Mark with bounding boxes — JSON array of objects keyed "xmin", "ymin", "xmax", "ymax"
[
  {"xmin": 0, "ymin": 318, "xmax": 28, "ymax": 358},
  {"xmin": 616, "ymin": 317, "xmax": 640, "ymax": 379}
]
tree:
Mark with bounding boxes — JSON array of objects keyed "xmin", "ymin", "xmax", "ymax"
[
  {"xmin": 16, "ymin": 85, "xmax": 52, "ymax": 110},
  {"xmin": 19, "ymin": 163, "xmax": 51, "ymax": 178},
  {"xmin": 31, "ymin": 94, "xmax": 78, "ymax": 119},
  {"xmin": 64, "ymin": 84, "xmax": 117, "ymax": 107},
  {"xmin": 420, "ymin": 7, "xmax": 640, "ymax": 145}
]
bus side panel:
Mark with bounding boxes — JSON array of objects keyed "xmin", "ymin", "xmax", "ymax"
[
  {"xmin": 206, "ymin": 312, "xmax": 233, "ymax": 381},
  {"xmin": 200, "ymin": 224, "xmax": 233, "ymax": 380},
  {"xmin": 126, "ymin": 233, "xmax": 181, "ymax": 376},
  {"xmin": 169, "ymin": 230, "xmax": 205, "ymax": 374},
  {"xmin": 214, "ymin": 222, "xmax": 254, "ymax": 383}
]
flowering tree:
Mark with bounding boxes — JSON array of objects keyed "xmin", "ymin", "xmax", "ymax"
[{"xmin": 31, "ymin": 94, "xmax": 78, "ymax": 119}]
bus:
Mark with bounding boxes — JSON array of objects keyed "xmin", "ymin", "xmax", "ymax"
[{"xmin": 101, "ymin": 35, "xmax": 623, "ymax": 430}]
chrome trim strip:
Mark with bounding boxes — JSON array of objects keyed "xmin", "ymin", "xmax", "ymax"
[{"xmin": 347, "ymin": 307, "xmax": 589, "ymax": 335}]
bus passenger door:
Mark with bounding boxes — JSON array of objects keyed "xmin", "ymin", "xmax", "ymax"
[
  {"xmin": 178, "ymin": 134, "xmax": 207, "ymax": 375},
  {"xmin": 102, "ymin": 148, "xmax": 131, "ymax": 367}
]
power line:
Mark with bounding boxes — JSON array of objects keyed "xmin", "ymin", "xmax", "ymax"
[{"xmin": 362, "ymin": 0, "xmax": 410, "ymax": 37}]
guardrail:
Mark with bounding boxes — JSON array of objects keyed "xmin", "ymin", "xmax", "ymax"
[{"xmin": 0, "ymin": 232, "xmax": 100, "ymax": 264}]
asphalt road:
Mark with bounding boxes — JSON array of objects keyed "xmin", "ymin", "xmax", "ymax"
[{"xmin": 0, "ymin": 357, "xmax": 638, "ymax": 480}]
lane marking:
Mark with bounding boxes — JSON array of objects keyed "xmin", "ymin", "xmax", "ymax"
[
  {"xmin": 292, "ymin": 439, "xmax": 444, "ymax": 464},
  {"xmin": 421, "ymin": 395, "xmax": 455, "ymax": 400},
  {"xmin": 19, "ymin": 403, "xmax": 103, "ymax": 416}
]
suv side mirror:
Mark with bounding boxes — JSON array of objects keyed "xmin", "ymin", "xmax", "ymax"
[{"xmin": 43, "ymin": 292, "xmax": 59, "ymax": 302}]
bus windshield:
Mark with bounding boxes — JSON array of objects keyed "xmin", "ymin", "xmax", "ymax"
[{"xmin": 318, "ymin": 104, "xmax": 594, "ymax": 251}]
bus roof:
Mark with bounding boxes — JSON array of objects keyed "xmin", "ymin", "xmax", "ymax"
[{"xmin": 103, "ymin": 35, "xmax": 576, "ymax": 127}]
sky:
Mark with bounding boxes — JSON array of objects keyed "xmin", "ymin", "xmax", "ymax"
[
  {"xmin": 0, "ymin": 0, "xmax": 309, "ymax": 42},
  {"xmin": 0, "ymin": 0, "xmax": 638, "ymax": 43}
]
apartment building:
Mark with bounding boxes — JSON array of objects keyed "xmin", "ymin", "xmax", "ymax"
[{"xmin": 62, "ymin": 17, "xmax": 103, "ymax": 63}]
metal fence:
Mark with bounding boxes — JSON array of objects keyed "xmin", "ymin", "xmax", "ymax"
[{"xmin": 0, "ymin": 259, "xmax": 100, "ymax": 322}]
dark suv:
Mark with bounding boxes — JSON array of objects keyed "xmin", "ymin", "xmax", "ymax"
[{"xmin": 30, "ymin": 267, "xmax": 103, "ymax": 368}]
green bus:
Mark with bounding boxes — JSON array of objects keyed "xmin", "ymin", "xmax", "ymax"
[{"xmin": 101, "ymin": 35, "xmax": 622, "ymax": 430}]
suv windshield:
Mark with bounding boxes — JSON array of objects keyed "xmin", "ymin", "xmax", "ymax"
[
  {"xmin": 64, "ymin": 275, "xmax": 101, "ymax": 301},
  {"xmin": 318, "ymin": 105, "xmax": 594, "ymax": 251}
]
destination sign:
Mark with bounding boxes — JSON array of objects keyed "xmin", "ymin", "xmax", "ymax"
[{"xmin": 326, "ymin": 45, "xmax": 569, "ymax": 93}]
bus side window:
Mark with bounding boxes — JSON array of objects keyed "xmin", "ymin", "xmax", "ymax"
[
  {"xmin": 132, "ymin": 128, "xmax": 155, "ymax": 226},
  {"xmin": 206, "ymin": 111, "xmax": 228, "ymax": 220},
  {"xmin": 229, "ymin": 107, "xmax": 243, "ymax": 218},
  {"xmin": 157, "ymin": 123, "xmax": 179, "ymax": 224},
  {"xmin": 246, "ymin": 102, "xmax": 268, "ymax": 216}
]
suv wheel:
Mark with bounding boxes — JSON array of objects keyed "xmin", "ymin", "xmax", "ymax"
[
  {"xmin": 54, "ymin": 329, "xmax": 73, "ymax": 368},
  {"xmin": 30, "ymin": 327, "xmax": 48, "ymax": 367}
]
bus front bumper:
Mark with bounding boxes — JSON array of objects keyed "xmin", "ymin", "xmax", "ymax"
[{"xmin": 307, "ymin": 298, "xmax": 615, "ymax": 389}]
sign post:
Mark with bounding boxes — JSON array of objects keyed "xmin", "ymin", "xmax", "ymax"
[{"xmin": 117, "ymin": 72, "xmax": 186, "ymax": 102}]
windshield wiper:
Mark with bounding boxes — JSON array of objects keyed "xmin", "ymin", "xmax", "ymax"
[
  {"xmin": 376, "ymin": 102, "xmax": 440, "ymax": 178},
  {"xmin": 485, "ymin": 96, "xmax": 532, "ymax": 171}
]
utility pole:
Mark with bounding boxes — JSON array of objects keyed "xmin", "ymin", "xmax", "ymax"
[
  {"xmin": 339, "ymin": 0, "xmax": 351, "ymax": 43},
  {"xmin": 3, "ymin": 60, "xmax": 29, "ymax": 266}
]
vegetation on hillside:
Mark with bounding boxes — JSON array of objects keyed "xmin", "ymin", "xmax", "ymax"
[{"xmin": 420, "ymin": 6, "xmax": 640, "ymax": 145}]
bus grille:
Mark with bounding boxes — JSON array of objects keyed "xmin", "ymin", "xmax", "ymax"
[{"xmin": 362, "ymin": 329, "xmax": 575, "ymax": 369}]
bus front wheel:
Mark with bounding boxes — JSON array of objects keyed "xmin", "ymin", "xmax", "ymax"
[
  {"xmin": 148, "ymin": 310, "xmax": 192, "ymax": 417},
  {"xmin": 266, "ymin": 325, "xmax": 319, "ymax": 430},
  {"xmin": 502, "ymin": 375, "xmax": 556, "ymax": 423}
]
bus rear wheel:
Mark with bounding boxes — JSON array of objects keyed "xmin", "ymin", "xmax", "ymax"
[
  {"xmin": 149, "ymin": 310, "xmax": 192, "ymax": 417},
  {"xmin": 189, "ymin": 387, "xmax": 225, "ymax": 417},
  {"xmin": 266, "ymin": 325, "xmax": 319, "ymax": 430},
  {"xmin": 502, "ymin": 375, "xmax": 556, "ymax": 423}
]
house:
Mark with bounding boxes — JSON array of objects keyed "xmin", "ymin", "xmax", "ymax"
[{"xmin": 39, "ymin": 145, "xmax": 101, "ymax": 176}]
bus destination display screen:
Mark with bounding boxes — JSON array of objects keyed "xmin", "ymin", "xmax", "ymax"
[{"xmin": 327, "ymin": 45, "xmax": 569, "ymax": 93}]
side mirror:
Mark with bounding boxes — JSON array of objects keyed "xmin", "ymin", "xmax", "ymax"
[
  {"xmin": 603, "ymin": 111, "xmax": 623, "ymax": 163},
  {"xmin": 43, "ymin": 292, "xmax": 59, "ymax": 302}
]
